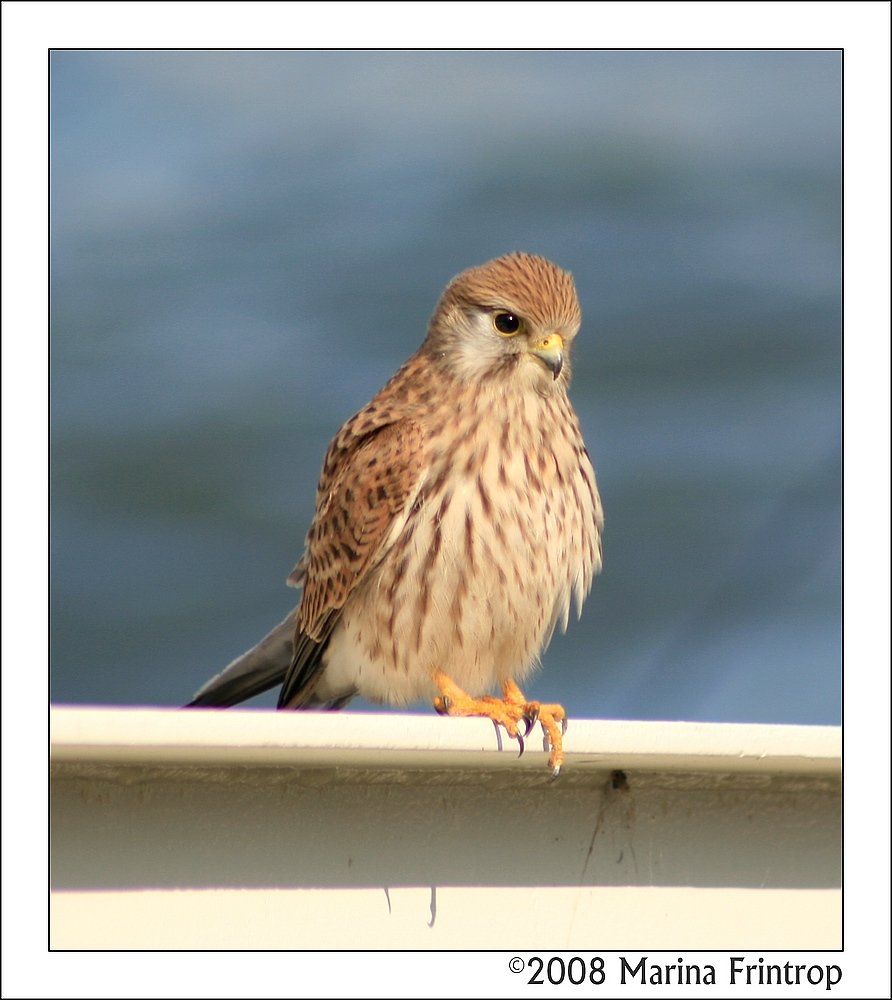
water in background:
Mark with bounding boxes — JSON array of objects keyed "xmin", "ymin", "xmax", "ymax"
[{"xmin": 50, "ymin": 50, "xmax": 841, "ymax": 724}]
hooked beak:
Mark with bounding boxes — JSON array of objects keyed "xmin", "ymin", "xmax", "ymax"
[{"xmin": 529, "ymin": 333, "xmax": 564, "ymax": 379}]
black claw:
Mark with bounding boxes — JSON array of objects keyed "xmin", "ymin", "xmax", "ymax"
[
  {"xmin": 521, "ymin": 715, "xmax": 535, "ymax": 738},
  {"xmin": 434, "ymin": 695, "xmax": 450, "ymax": 715},
  {"xmin": 525, "ymin": 705, "xmax": 540, "ymax": 728},
  {"xmin": 561, "ymin": 717, "xmax": 568, "ymax": 735},
  {"xmin": 490, "ymin": 718, "xmax": 504, "ymax": 751},
  {"xmin": 516, "ymin": 730, "xmax": 525, "ymax": 758}
]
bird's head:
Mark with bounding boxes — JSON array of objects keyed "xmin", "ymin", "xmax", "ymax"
[{"xmin": 423, "ymin": 252, "xmax": 582, "ymax": 392}]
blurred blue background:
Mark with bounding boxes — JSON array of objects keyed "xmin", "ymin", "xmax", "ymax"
[{"xmin": 50, "ymin": 50, "xmax": 840, "ymax": 724}]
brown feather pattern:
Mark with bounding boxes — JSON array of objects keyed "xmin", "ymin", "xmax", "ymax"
[{"xmin": 192, "ymin": 253, "xmax": 602, "ymax": 720}]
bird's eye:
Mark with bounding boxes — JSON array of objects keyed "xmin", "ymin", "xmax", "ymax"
[{"xmin": 493, "ymin": 312, "xmax": 521, "ymax": 335}]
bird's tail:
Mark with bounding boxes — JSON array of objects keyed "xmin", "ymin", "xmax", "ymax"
[{"xmin": 185, "ymin": 609, "xmax": 297, "ymax": 708}]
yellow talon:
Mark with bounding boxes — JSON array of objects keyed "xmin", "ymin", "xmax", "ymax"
[{"xmin": 432, "ymin": 670, "xmax": 567, "ymax": 773}]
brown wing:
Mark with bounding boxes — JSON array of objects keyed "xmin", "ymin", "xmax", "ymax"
[{"xmin": 278, "ymin": 417, "xmax": 425, "ymax": 707}]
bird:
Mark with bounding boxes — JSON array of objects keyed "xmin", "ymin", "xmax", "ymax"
[{"xmin": 187, "ymin": 252, "xmax": 603, "ymax": 774}]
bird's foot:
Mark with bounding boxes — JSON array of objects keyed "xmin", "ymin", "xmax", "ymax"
[{"xmin": 432, "ymin": 671, "xmax": 567, "ymax": 776}]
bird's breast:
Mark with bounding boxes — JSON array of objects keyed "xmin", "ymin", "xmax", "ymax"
[{"xmin": 322, "ymin": 388, "xmax": 601, "ymax": 705}]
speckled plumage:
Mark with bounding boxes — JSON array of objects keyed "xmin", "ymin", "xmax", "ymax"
[{"xmin": 189, "ymin": 253, "xmax": 603, "ymax": 766}]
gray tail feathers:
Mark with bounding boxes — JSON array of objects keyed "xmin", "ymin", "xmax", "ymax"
[{"xmin": 185, "ymin": 609, "xmax": 297, "ymax": 708}]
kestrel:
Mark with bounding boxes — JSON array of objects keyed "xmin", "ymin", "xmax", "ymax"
[{"xmin": 188, "ymin": 253, "xmax": 603, "ymax": 774}]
